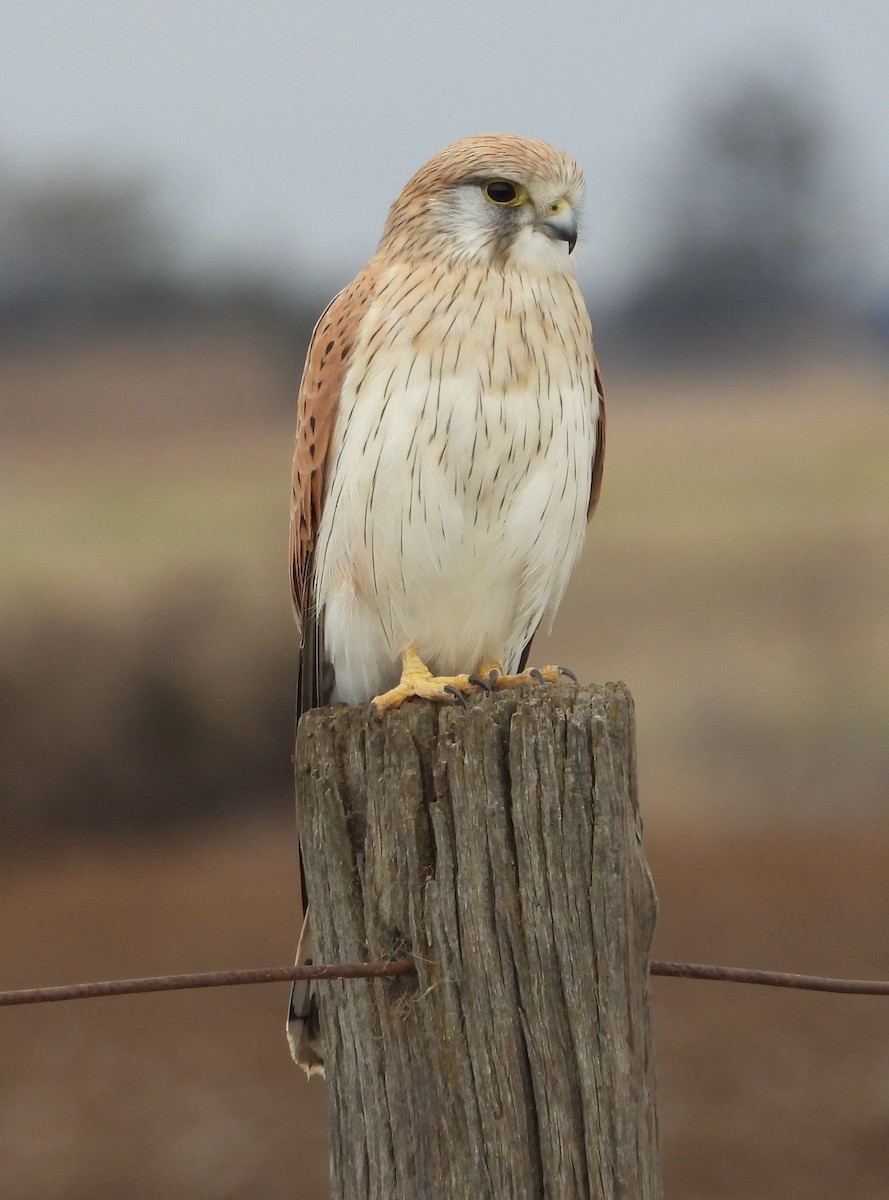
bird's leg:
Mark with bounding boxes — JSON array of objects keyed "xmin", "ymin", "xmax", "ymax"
[
  {"xmin": 468, "ymin": 659, "xmax": 578, "ymax": 691},
  {"xmin": 370, "ymin": 646, "xmax": 477, "ymax": 715}
]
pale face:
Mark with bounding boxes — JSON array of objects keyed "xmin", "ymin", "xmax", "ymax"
[
  {"xmin": 377, "ymin": 135, "xmax": 586, "ymax": 273},
  {"xmin": 428, "ymin": 174, "xmax": 583, "ymax": 271}
]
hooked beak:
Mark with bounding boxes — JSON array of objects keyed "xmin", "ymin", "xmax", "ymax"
[{"xmin": 535, "ymin": 201, "xmax": 578, "ymax": 253}]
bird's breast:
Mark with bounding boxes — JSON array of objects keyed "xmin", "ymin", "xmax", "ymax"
[{"xmin": 315, "ymin": 263, "xmax": 598, "ymax": 698}]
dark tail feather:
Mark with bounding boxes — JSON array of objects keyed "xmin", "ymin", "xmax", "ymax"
[
  {"xmin": 285, "ymin": 901, "xmax": 325, "ymax": 1077},
  {"xmin": 289, "ymin": 603, "xmax": 332, "ymax": 1076}
]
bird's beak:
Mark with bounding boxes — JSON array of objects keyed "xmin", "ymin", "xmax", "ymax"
[{"xmin": 535, "ymin": 200, "xmax": 578, "ymax": 253}]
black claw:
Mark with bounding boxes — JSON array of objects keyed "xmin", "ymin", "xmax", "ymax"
[
  {"xmin": 468, "ymin": 673, "xmax": 494, "ymax": 693},
  {"xmin": 366, "ymin": 701, "xmax": 380, "ymax": 719},
  {"xmin": 558, "ymin": 666, "xmax": 578, "ymax": 682},
  {"xmin": 442, "ymin": 684, "xmax": 467, "ymax": 707},
  {"xmin": 529, "ymin": 668, "xmax": 544, "ymax": 683}
]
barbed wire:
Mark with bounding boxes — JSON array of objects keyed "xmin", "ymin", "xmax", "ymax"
[{"xmin": 2, "ymin": 958, "xmax": 888, "ymax": 1008}]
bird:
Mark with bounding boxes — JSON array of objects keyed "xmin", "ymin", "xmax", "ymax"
[{"xmin": 286, "ymin": 133, "xmax": 605, "ymax": 1075}]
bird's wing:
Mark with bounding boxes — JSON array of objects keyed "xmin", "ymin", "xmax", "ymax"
[
  {"xmin": 588, "ymin": 359, "xmax": 606, "ymax": 519},
  {"xmin": 290, "ymin": 268, "xmax": 375, "ymax": 719},
  {"xmin": 287, "ymin": 269, "xmax": 375, "ymax": 1077}
]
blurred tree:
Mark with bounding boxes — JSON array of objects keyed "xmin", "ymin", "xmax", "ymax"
[
  {"xmin": 0, "ymin": 163, "xmax": 320, "ymax": 343},
  {"xmin": 0, "ymin": 171, "xmax": 177, "ymax": 312},
  {"xmin": 619, "ymin": 71, "xmax": 853, "ymax": 356}
]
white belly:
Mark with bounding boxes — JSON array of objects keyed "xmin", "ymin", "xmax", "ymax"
[{"xmin": 314, "ymin": 267, "xmax": 598, "ymax": 704}]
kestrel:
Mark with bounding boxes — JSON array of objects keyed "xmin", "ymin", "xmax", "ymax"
[{"xmin": 288, "ymin": 134, "xmax": 605, "ymax": 1073}]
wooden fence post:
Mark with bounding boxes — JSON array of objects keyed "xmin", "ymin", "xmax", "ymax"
[{"xmin": 294, "ymin": 681, "xmax": 662, "ymax": 1199}]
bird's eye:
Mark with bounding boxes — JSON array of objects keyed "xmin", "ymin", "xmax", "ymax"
[{"xmin": 484, "ymin": 180, "xmax": 522, "ymax": 206}]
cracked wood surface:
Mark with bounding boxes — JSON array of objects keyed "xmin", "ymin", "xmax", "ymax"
[{"xmin": 294, "ymin": 682, "xmax": 662, "ymax": 1200}]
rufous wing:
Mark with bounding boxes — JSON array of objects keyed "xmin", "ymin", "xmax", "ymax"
[
  {"xmin": 290, "ymin": 268, "xmax": 375, "ymax": 715},
  {"xmin": 287, "ymin": 269, "xmax": 375, "ymax": 1076}
]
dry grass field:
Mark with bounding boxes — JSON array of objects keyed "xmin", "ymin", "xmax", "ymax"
[{"xmin": 1, "ymin": 328, "xmax": 888, "ymax": 1196}]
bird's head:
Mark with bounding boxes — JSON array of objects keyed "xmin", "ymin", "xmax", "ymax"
[{"xmin": 377, "ymin": 134, "xmax": 584, "ymax": 272}]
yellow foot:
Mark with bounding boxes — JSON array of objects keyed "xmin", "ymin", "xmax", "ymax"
[
  {"xmin": 370, "ymin": 647, "xmax": 477, "ymax": 715},
  {"xmin": 488, "ymin": 663, "xmax": 578, "ymax": 690}
]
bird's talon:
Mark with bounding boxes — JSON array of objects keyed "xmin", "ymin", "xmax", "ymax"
[
  {"xmin": 529, "ymin": 668, "xmax": 544, "ymax": 683},
  {"xmin": 558, "ymin": 666, "xmax": 578, "ymax": 682},
  {"xmin": 468, "ymin": 673, "xmax": 494, "ymax": 693},
  {"xmin": 442, "ymin": 684, "xmax": 467, "ymax": 706}
]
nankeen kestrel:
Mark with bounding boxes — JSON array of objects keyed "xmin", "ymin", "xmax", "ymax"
[{"xmin": 288, "ymin": 133, "xmax": 605, "ymax": 1073}]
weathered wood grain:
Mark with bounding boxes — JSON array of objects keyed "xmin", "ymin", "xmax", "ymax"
[{"xmin": 294, "ymin": 682, "xmax": 662, "ymax": 1199}]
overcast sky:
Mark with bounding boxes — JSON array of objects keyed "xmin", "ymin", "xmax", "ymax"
[{"xmin": 3, "ymin": 0, "xmax": 888, "ymax": 303}]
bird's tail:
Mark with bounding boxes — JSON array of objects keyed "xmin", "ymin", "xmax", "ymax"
[{"xmin": 286, "ymin": 907, "xmax": 326, "ymax": 1077}]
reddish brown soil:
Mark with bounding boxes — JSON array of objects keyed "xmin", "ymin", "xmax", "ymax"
[{"xmin": 1, "ymin": 813, "xmax": 887, "ymax": 1199}]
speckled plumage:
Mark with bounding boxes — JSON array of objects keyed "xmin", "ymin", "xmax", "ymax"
[
  {"xmin": 288, "ymin": 135, "xmax": 605, "ymax": 1074},
  {"xmin": 290, "ymin": 133, "xmax": 605, "ymax": 712}
]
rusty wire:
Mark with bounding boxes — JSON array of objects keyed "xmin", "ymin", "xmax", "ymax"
[
  {"xmin": 1, "ymin": 958, "xmax": 888, "ymax": 1008},
  {"xmin": 649, "ymin": 960, "xmax": 889, "ymax": 995},
  {"xmin": 0, "ymin": 961, "xmax": 414, "ymax": 1007}
]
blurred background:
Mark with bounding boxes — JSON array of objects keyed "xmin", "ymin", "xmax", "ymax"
[{"xmin": 2, "ymin": 2, "xmax": 888, "ymax": 1197}]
